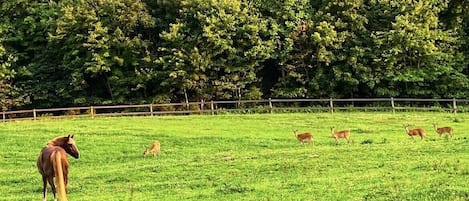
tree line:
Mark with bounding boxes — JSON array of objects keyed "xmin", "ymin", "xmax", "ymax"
[{"xmin": 1, "ymin": 0, "xmax": 468, "ymax": 110}]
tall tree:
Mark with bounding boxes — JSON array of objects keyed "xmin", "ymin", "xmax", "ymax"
[
  {"xmin": 373, "ymin": 0, "xmax": 467, "ymax": 97},
  {"xmin": 50, "ymin": 0, "xmax": 155, "ymax": 105},
  {"xmin": 273, "ymin": 0, "xmax": 362, "ymax": 98},
  {"xmin": 250, "ymin": 0, "xmax": 312, "ymax": 97},
  {"xmin": 156, "ymin": 0, "xmax": 275, "ymax": 101},
  {"xmin": 441, "ymin": 0, "xmax": 469, "ymax": 93},
  {"xmin": 0, "ymin": 0, "xmax": 54, "ymax": 108},
  {"xmin": 0, "ymin": 23, "xmax": 22, "ymax": 111}
]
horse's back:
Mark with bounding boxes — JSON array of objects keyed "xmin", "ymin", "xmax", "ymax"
[{"xmin": 37, "ymin": 146, "xmax": 69, "ymax": 177}]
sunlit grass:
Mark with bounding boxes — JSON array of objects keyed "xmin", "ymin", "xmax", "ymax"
[{"xmin": 0, "ymin": 112, "xmax": 468, "ymax": 200}]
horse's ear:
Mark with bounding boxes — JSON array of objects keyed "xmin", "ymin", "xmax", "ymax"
[
  {"xmin": 67, "ymin": 134, "xmax": 71, "ymax": 138},
  {"xmin": 71, "ymin": 135, "xmax": 74, "ymax": 138}
]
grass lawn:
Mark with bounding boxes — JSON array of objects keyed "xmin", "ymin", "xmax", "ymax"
[{"xmin": 0, "ymin": 112, "xmax": 468, "ymax": 200}]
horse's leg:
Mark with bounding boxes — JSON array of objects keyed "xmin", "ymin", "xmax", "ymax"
[
  {"xmin": 42, "ymin": 176, "xmax": 47, "ymax": 201},
  {"xmin": 62, "ymin": 162, "xmax": 69, "ymax": 190},
  {"xmin": 47, "ymin": 177, "xmax": 57, "ymax": 201},
  {"xmin": 64, "ymin": 173, "xmax": 68, "ymax": 191}
]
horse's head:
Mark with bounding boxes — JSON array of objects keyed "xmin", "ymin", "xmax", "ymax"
[{"xmin": 63, "ymin": 135, "xmax": 80, "ymax": 159}]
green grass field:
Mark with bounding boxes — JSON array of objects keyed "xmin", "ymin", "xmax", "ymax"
[{"xmin": 0, "ymin": 112, "xmax": 468, "ymax": 201}]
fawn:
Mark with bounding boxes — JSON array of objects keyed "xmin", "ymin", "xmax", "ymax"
[
  {"xmin": 292, "ymin": 129, "xmax": 313, "ymax": 144},
  {"xmin": 403, "ymin": 124, "xmax": 425, "ymax": 140},
  {"xmin": 432, "ymin": 123, "xmax": 453, "ymax": 138},
  {"xmin": 143, "ymin": 140, "xmax": 160, "ymax": 157},
  {"xmin": 330, "ymin": 127, "xmax": 351, "ymax": 145}
]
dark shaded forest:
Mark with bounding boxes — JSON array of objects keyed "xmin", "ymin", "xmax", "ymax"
[{"xmin": 1, "ymin": 0, "xmax": 468, "ymax": 110}]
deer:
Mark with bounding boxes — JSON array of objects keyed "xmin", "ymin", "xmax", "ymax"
[
  {"xmin": 292, "ymin": 129, "xmax": 313, "ymax": 144},
  {"xmin": 432, "ymin": 123, "xmax": 453, "ymax": 138},
  {"xmin": 143, "ymin": 140, "xmax": 160, "ymax": 157},
  {"xmin": 330, "ymin": 127, "xmax": 351, "ymax": 145},
  {"xmin": 403, "ymin": 124, "xmax": 425, "ymax": 140}
]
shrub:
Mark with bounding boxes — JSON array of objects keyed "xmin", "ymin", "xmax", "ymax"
[{"xmin": 361, "ymin": 139, "xmax": 374, "ymax": 144}]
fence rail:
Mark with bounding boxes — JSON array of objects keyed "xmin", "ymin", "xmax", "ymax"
[{"xmin": 2, "ymin": 98, "xmax": 469, "ymax": 122}]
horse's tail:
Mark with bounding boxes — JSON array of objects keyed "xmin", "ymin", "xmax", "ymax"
[{"xmin": 53, "ymin": 151, "xmax": 68, "ymax": 201}]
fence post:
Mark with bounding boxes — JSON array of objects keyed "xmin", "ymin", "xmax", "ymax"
[
  {"xmin": 201, "ymin": 99, "xmax": 204, "ymax": 114},
  {"xmin": 90, "ymin": 106, "xmax": 95, "ymax": 118},
  {"xmin": 33, "ymin": 109, "xmax": 37, "ymax": 120},
  {"xmin": 2, "ymin": 111, "xmax": 5, "ymax": 122},
  {"xmin": 184, "ymin": 88, "xmax": 189, "ymax": 110},
  {"xmin": 268, "ymin": 98, "xmax": 273, "ymax": 114},
  {"xmin": 210, "ymin": 101, "xmax": 215, "ymax": 115},
  {"xmin": 329, "ymin": 98, "xmax": 334, "ymax": 114},
  {"xmin": 391, "ymin": 97, "xmax": 395, "ymax": 114},
  {"xmin": 453, "ymin": 98, "xmax": 457, "ymax": 115},
  {"xmin": 149, "ymin": 104, "xmax": 153, "ymax": 116}
]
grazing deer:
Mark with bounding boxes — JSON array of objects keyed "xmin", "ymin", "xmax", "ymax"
[
  {"xmin": 143, "ymin": 140, "xmax": 160, "ymax": 157},
  {"xmin": 330, "ymin": 127, "xmax": 351, "ymax": 145},
  {"xmin": 292, "ymin": 129, "xmax": 313, "ymax": 144},
  {"xmin": 432, "ymin": 123, "xmax": 453, "ymax": 138},
  {"xmin": 403, "ymin": 124, "xmax": 425, "ymax": 140}
]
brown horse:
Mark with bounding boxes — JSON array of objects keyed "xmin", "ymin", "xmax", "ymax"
[{"xmin": 37, "ymin": 135, "xmax": 80, "ymax": 201}]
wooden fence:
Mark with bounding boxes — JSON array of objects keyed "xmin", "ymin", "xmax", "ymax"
[{"xmin": 2, "ymin": 98, "xmax": 469, "ymax": 122}]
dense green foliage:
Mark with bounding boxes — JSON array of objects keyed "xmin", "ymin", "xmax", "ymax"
[
  {"xmin": 0, "ymin": 112, "xmax": 468, "ymax": 200},
  {"xmin": 1, "ymin": 0, "xmax": 469, "ymax": 109}
]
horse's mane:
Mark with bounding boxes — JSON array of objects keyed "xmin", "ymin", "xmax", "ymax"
[{"xmin": 46, "ymin": 136, "xmax": 68, "ymax": 147}]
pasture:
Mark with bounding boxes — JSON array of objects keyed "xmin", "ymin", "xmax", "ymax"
[{"xmin": 0, "ymin": 112, "xmax": 468, "ymax": 200}]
